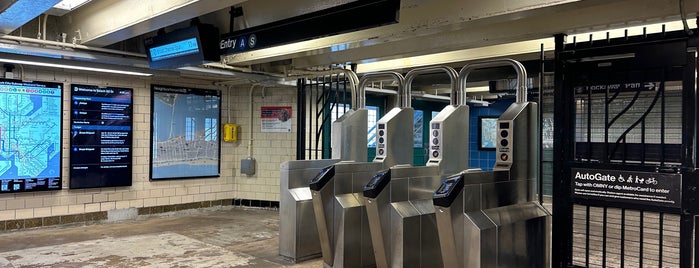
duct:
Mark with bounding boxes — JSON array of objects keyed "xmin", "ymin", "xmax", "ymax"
[
  {"xmin": 0, "ymin": 0, "xmax": 60, "ymax": 34},
  {"xmin": 58, "ymin": 0, "xmax": 247, "ymax": 47}
]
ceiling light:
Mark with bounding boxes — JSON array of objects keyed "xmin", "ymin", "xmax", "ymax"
[
  {"xmin": 0, "ymin": 58, "xmax": 152, "ymax": 76},
  {"xmin": 52, "ymin": 0, "xmax": 91, "ymax": 11}
]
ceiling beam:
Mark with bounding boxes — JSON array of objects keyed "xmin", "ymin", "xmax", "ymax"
[
  {"xmin": 0, "ymin": 0, "xmax": 60, "ymax": 34},
  {"xmin": 59, "ymin": 0, "xmax": 247, "ymax": 47},
  {"xmin": 224, "ymin": 0, "xmax": 698, "ymax": 69}
]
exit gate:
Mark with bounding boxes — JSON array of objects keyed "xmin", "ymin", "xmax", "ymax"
[{"xmin": 552, "ymin": 26, "xmax": 699, "ymax": 267}]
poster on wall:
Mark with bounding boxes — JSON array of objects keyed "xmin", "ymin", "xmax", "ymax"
[
  {"xmin": 70, "ymin": 84, "xmax": 133, "ymax": 189},
  {"xmin": 261, "ymin": 106, "xmax": 292, "ymax": 133},
  {"xmin": 0, "ymin": 79, "xmax": 62, "ymax": 193},
  {"xmin": 150, "ymin": 85, "xmax": 221, "ymax": 180}
]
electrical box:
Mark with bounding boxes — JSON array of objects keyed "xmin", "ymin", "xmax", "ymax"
[
  {"xmin": 241, "ymin": 157, "xmax": 256, "ymax": 175},
  {"xmin": 223, "ymin": 123, "xmax": 238, "ymax": 142}
]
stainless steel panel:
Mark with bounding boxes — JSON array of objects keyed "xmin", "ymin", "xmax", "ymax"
[
  {"xmin": 464, "ymin": 211, "xmax": 497, "ymax": 268},
  {"xmin": 365, "ymin": 190, "xmax": 392, "ymax": 268},
  {"xmin": 435, "ymin": 190, "xmax": 464, "ymax": 268},
  {"xmin": 390, "ymin": 201, "xmax": 421, "ymax": 268},
  {"xmin": 312, "ymin": 181, "xmax": 336, "ymax": 266},
  {"xmin": 331, "ymin": 109, "xmax": 368, "ymax": 162},
  {"xmin": 280, "ymin": 159, "xmax": 339, "ymax": 262},
  {"xmin": 374, "ymin": 107, "xmax": 414, "ymax": 167},
  {"xmin": 408, "ymin": 174, "xmax": 442, "ymax": 200},
  {"xmin": 480, "ymin": 180, "xmax": 529, "ymax": 209},
  {"xmin": 390, "ymin": 177, "xmax": 410, "ymax": 202},
  {"xmin": 482, "ymin": 202, "xmax": 549, "ymax": 268},
  {"xmin": 428, "ymin": 105, "xmax": 470, "ymax": 175},
  {"xmin": 414, "ymin": 200, "xmax": 443, "ymax": 268}
]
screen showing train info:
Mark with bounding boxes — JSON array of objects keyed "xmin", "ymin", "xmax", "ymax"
[
  {"xmin": 70, "ymin": 85, "xmax": 132, "ymax": 188},
  {"xmin": 0, "ymin": 79, "xmax": 62, "ymax": 193}
]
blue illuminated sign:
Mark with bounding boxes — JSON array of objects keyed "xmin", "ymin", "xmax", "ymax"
[{"xmin": 149, "ymin": 37, "xmax": 200, "ymax": 61}]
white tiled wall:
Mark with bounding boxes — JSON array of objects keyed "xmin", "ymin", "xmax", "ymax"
[{"xmin": 0, "ymin": 67, "xmax": 296, "ymax": 221}]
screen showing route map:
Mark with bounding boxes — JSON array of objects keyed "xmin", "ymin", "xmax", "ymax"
[
  {"xmin": 0, "ymin": 79, "xmax": 62, "ymax": 193},
  {"xmin": 150, "ymin": 85, "xmax": 220, "ymax": 180}
]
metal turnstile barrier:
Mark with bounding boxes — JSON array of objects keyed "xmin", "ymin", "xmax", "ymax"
[
  {"xmin": 311, "ymin": 72, "xmax": 412, "ymax": 267},
  {"xmin": 280, "ymin": 70, "xmax": 362, "ymax": 262},
  {"xmin": 363, "ymin": 66, "xmax": 468, "ymax": 268},
  {"xmin": 280, "ymin": 159, "xmax": 340, "ymax": 261},
  {"xmin": 433, "ymin": 58, "xmax": 550, "ymax": 268}
]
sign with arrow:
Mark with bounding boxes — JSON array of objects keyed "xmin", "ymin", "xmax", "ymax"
[{"xmin": 574, "ymin": 82, "xmax": 659, "ymax": 94}]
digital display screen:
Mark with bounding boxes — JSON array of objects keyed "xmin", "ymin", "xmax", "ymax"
[
  {"xmin": 149, "ymin": 37, "xmax": 200, "ymax": 61},
  {"xmin": 70, "ymin": 85, "xmax": 132, "ymax": 189},
  {"xmin": 0, "ymin": 79, "xmax": 62, "ymax": 193},
  {"xmin": 479, "ymin": 116, "xmax": 498, "ymax": 150},
  {"xmin": 378, "ymin": 124, "xmax": 385, "ymax": 129},
  {"xmin": 150, "ymin": 85, "xmax": 221, "ymax": 180},
  {"xmin": 431, "ymin": 123, "xmax": 440, "ymax": 130},
  {"xmin": 499, "ymin": 122, "xmax": 510, "ymax": 129}
]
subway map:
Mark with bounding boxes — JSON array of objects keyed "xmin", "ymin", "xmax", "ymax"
[{"xmin": 0, "ymin": 81, "xmax": 62, "ymax": 183}]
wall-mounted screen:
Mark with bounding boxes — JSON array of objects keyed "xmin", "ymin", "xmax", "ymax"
[
  {"xmin": 0, "ymin": 79, "xmax": 62, "ymax": 193},
  {"xmin": 478, "ymin": 116, "xmax": 499, "ymax": 151},
  {"xmin": 144, "ymin": 24, "xmax": 220, "ymax": 70},
  {"xmin": 70, "ymin": 84, "xmax": 132, "ymax": 189},
  {"xmin": 150, "ymin": 85, "xmax": 221, "ymax": 180}
]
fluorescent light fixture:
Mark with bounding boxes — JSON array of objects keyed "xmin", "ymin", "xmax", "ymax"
[
  {"xmin": 467, "ymin": 86, "xmax": 490, "ymax": 92},
  {"xmin": 53, "ymin": 0, "xmax": 91, "ymax": 11},
  {"xmin": 0, "ymin": 58, "xmax": 152, "ymax": 76}
]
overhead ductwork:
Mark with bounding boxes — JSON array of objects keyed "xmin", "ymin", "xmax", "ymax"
[{"xmin": 0, "ymin": 0, "xmax": 61, "ymax": 34}]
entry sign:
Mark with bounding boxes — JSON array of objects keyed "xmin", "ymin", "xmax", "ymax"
[{"xmin": 571, "ymin": 168, "xmax": 681, "ymax": 209}]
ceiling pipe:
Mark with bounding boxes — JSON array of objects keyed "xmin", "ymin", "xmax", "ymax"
[{"xmin": 0, "ymin": 35, "xmax": 146, "ymax": 58}]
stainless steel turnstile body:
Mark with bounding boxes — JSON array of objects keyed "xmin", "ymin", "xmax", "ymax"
[
  {"xmin": 311, "ymin": 72, "xmax": 413, "ymax": 268},
  {"xmin": 279, "ymin": 70, "xmax": 364, "ymax": 262},
  {"xmin": 434, "ymin": 94, "xmax": 550, "ymax": 268},
  {"xmin": 363, "ymin": 66, "xmax": 468, "ymax": 268},
  {"xmin": 311, "ymin": 162, "xmax": 383, "ymax": 268},
  {"xmin": 279, "ymin": 159, "xmax": 340, "ymax": 261}
]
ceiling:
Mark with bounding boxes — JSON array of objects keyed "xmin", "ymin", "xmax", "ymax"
[{"xmin": 0, "ymin": 0, "xmax": 696, "ymax": 89}]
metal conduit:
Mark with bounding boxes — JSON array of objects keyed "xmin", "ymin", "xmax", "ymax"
[
  {"xmin": 404, "ymin": 66, "xmax": 459, "ymax": 106},
  {"xmin": 459, "ymin": 58, "xmax": 528, "ymax": 104},
  {"xmin": 357, "ymin": 71, "xmax": 405, "ymax": 108}
]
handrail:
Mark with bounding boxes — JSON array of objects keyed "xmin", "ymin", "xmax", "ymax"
[
  {"xmin": 405, "ymin": 66, "xmax": 460, "ymax": 106},
  {"xmin": 458, "ymin": 58, "xmax": 528, "ymax": 104},
  {"xmin": 357, "ymin": 71, "xmax": 405, "ymax": 108}
]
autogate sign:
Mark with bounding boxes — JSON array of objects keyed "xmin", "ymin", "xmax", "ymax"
[{"xmin": 571, "ymin": 168, "xmax": 681, "ymax": 209}]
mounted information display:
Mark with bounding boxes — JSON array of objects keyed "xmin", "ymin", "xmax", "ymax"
[
  {"xmin": 70, "ymin": 85, "xmax": 133, "ymax": 189},
  {"xmin": 0, "ymin": 79, "xmax": 62, "ymax": 193},
  {"xmin": 150, "ymin": 85, "xmax": 220, "ymax": 180},
  {"xmin": 144, "ymin": 24, "xmax": 220, "ymax": 69}
]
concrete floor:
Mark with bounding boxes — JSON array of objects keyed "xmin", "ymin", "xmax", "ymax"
[{"xmin": 0, "ymin": 207, "xmax": 323, "ymax": 268}]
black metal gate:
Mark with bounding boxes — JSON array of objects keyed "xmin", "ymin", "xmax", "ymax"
[
  {"xmin": 296, "ymin": 72, "xmax": 352, "ymax": 160},
  {"xmin": 552, "ymin": 26, "xmax": 699, "ymax": 267}
]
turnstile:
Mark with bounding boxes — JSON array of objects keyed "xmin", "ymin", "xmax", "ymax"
[
  {"xmin": 433, "ymin": 59, "xmax": 550, "ymax": 268},
  {"xmin": 279, "ymin": 70, "xmax": 363, "ymax": 262},
  {"xmin": 311, "ymin": 72, "xmax": 412, "ymax": 268},
  {"xmin": 363, "ymin": 66, "xmax": 468, "ymax": 268}
]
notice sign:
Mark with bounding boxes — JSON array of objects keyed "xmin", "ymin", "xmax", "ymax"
[
  {"xmin": 572, "ymin": 168, "xmax": 681, "ymax": 208},
  {"xmin": 261, "ymin": 106, "xmax": 292, "ymax": 133}
]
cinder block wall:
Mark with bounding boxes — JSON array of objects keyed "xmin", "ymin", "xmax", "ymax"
[{"xmin": 0, "ymin": 67, "xmax": 296, "ymax": 222}]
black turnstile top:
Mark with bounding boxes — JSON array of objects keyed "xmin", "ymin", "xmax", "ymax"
[
  {"xmin": 363, "ymin": 169, "xmax": 391, "ymax": 198},
  {"xmin": 309, "ymin": 164, "xmax": 336, "ymax": 191},
  {"xmin": 433, "ymin": 173, "xmax": 465, "ymax": 207}
]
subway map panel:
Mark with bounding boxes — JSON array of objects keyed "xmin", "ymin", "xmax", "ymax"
[
  {"xmin": 0, "ymin": 79, "xmax": 62, "ymax": 193},
  {"xmin": 150, "ymin": 85, "xmax": 220, "ymax": 180}
]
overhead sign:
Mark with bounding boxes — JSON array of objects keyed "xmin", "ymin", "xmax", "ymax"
[
  {"xmin": 220, "ymin": 0, "xmax": 400, "ymax": 55},
  {"xmin": 571, "ymin": 168, "xmax": 682, "ymax": 209},
  {"xmin": 145, "ymin": 24, "xmax": 220, "ymax": 69}
]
